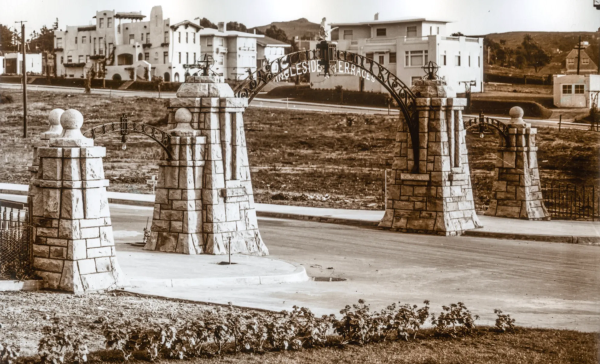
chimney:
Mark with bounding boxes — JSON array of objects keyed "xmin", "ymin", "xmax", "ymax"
[
  {"xmin": 374, "ymin": 13, "xmax": 379, "ymax": 21},
  {"xmin": 218, "ymin": 22, "xmax": 225, "ymax": 32}
]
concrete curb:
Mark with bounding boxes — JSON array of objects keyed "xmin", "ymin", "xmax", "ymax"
[
  {"xmin": 0, "ymin": 279, "xmax": 42, "ymax": 291},
  {"xmin": 257, "ymin": 211, "xmax": 380, "ymax": 227},
  {"xmin": 127, "ymin": 263, "xmax": 309, "ymax": 288}
]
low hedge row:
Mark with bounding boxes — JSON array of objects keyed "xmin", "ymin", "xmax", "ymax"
[
  {"xmin": 484, "ymin": 73, "xmax": 553, "ymax": 85},
  {"xmin": 127, "ymin": 81, "xmax": 182, "ymax": 92},
  {"xmin": 267, "ymin": 85, "xmax": 391, "ymax": 107}
]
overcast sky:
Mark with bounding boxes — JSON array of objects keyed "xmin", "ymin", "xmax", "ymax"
[{"xmin": 1, "ymin": 0, "xmax": 599, "ymax": 38}]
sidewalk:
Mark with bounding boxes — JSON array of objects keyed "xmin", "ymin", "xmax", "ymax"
[{"xmin": 1, "ymin": 182, "xmax": 598, "ymax": 244}]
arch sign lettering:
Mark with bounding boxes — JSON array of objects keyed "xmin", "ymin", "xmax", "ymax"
[{"xmin": 273, "ymin": 59, "xmax": 378, "ymax": 84}]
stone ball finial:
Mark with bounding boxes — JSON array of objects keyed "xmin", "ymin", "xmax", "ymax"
[
  {"xmin": 41, "ymin": 108, "xmax": 65, "ymax": 140},
  {"xmin": 174, "ymin": 108, "xmax": 193, "ymax": 123},
  {"xmin": 60, "ymin": 109, "xmax": 84, "ymax": 131},
  {"xmin": 509, "ymin": 106, "xmax": 526, "ymax": 127},
  {"xmin": 48, "ymin": 108, "xmax": 64, "ymax": 126}
]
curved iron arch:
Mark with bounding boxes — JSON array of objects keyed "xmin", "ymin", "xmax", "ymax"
[
  {"xmin": 234, "ymin": 49, "xmax": 421, "ymax": 172},
  {"xmin": 463, "ymin": 116, "xmax": 510, "ymax": 144},
  {"xmin": 82, "ymin": 121, "xmax": 174, "ymax": 160}
]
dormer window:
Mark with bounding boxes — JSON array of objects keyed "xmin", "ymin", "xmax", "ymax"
[
  {"xmin": 407, "ymin": 26, "xmax": 417, "ymax": 37},
  {"xmin": 376, "ymin": 28, "xmax": 386, "ymax": 37}
]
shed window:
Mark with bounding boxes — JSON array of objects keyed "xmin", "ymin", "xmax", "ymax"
[
  {"xmin": 562, "ymin": 85, "xmax": 572, "ymax": 94},
  {"xmin": 574, "ymin": 85, "xmax": 584, "ymax": 94}
]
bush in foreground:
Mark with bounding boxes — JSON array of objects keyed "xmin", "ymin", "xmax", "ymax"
[{"xmin": 0, "ymin": 300, "xmax": 518, "ymax": 363}]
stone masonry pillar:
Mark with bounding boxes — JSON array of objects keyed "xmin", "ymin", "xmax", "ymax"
[
  {"xmin": 485, "ymin": 107, "xmax": 549, "ymax": 220},
  {"xmin": 145, "ymin": 76, "xmax": 268, "ymax": 255},
  {"xmin": 31, "ymin": 109, "xmax": 125, "ymax": 292},
  {"xmin": 379, "ymin": 79, "xmax": 481, "ymax": 235}
]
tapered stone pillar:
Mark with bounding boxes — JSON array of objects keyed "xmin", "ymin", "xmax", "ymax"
[
  {"xmin": 485, "ymin": 107, "xmax": 549, "ymax": 220},
  {"xmin": 31, "ymin": 109, "xmax": 125, "ymax": 292},
  {"xmin": 379, "ymin": 79, "xmax": 481, "ymax": 235},
  {"xmin": 145, "ymin": 76, "xmax": 268, "ymax": 255}
]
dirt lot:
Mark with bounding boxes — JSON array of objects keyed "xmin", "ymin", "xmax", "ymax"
[{"xmin": 0, "ymin": 89, "xmax": 598, "ymax": 211}]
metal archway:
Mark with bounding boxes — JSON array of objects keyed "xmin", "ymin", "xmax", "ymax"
[
  {"xmin": 233, "ymin": 48, "xmax": 421, "ymax": 172},
  {"xmin": 82, "ymin": 115, "xmax": 174, "ymax": 160},
  {"xmin": 463, "ymin": 114, "xmax": 510, "ymax": 145}
]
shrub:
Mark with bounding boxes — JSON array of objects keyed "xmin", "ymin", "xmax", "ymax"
[
  {"xmin": 431, "ymin": 302, "xmax": 479, "ymax": 338},
  {"xmin": 0, "ymin": 342, "xmax": 20, "ymax": 364},
  {"xmin": 0, "ymin": 93, "xmax": 14, "ymax": 104},
  {"xmin": 38, "ymin": 318, "xmax": 89, "ymax": 363},
  {"xmin": 494, "ymin": 309, "xmax": 516, "ymax": 332}
]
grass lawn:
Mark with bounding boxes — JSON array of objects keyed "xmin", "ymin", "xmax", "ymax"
[
  {"xmin": 0, "ymin": 291, "xmax": 596, "ymax": 364},
  {"xmin": 0, "ymin": 88, "xmax": 598, "ymax": 211}
]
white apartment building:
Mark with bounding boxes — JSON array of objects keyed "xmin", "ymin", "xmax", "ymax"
[
  {"xmin": 200, "ymin": 23, "xmax": 263, "ymax": 80},
  {"xmin": 256, "ymin": 36, "xmax": 290, "ymax": 70},
  {"xmin": 311, "ymin": 16, "xmax": 484, "ymax": 94},
  {"xmin": 54, "ymin": 6, "xmax": 201, "ymax": 82}
]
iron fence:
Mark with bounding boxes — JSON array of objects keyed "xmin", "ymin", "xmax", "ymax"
[
  {"xmin": 542, "ymin": 183, "xmax": 600, "ymax": 221},
  {"xmin": 0, "ymin": 199, "xmax": 32, "ymax": 279}
]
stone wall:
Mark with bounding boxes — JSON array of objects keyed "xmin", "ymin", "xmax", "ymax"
[
  {"xmin": 145, "ymin": 76, "xmax": 268, "ymax": 255},
  {"xmin": 485, "ymin": 107, "xmax": 549, "ymax": 220},
  {"xmin": 30, "ymin": 109, "xmax": 125, "ymax": 293},
  {"xmin": 379, "ymin": 79, "xmax": 481, "ymax": 235}
]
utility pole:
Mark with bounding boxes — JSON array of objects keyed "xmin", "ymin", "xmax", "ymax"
[
  {"xmin": 575, "ymin": 35, "xmax": 584, "ymax": 75},
  {"xmin": 16, "ymin": 20, "xmax": 27, "ymax": 138}
]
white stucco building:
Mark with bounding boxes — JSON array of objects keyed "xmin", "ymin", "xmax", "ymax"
[
  {"xmin": 256, "ymin": 36, "xmax": 290, "ymax": 70},
  {"xmin": 310, "ymin": 16, "xmax": 483, "ymax": 94},
  {"xmin": 53, "ymin": 6, "xmax": 202, "ymax": 82},
  {"xmin": 1, "ymin": 53, "xmax": 43, "ymax": 75},
  {"xmin": 553, "ymin": 74, "xmax": 600, "ymax": 108},
  {"xmin": 200, "ymin": 22, "xmax": 263, "ymax": 80}
]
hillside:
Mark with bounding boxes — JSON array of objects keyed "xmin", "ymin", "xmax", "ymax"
[
  {"xmin": 483, "ymin": 31, "xmax": 600, "ymax": 76},
  {"xmin": 252, "ymin": 18, "xmax": 320, "ymax": 39}
]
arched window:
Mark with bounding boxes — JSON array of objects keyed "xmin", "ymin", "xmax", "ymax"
[
  {"xmin": 174, "ymin": 72, "xmax": 179, "ymax": 82},
  {"xmin": 164, "ymin": 72, "xmax": 170, "ymax": 82}
]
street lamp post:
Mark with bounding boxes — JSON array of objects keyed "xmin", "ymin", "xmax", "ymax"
[{"xmin": 15, "ymin": 21, "xmax": 27, "ymax": 138}]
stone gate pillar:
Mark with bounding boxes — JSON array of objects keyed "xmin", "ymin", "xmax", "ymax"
[
  {"xmin": 31, "ymin": 109, "xmax": 125, "ymax": 292},
  {"xmin": 485, "ymin": 107, "xmax": 549, "ymax": 220},
  {"xmin": 379, "ymin": 79, "xmax": 481, "ymax": 235},
  {"xmin": 145, "ymin": 76, "xmax": 268, "ymax": 255}
]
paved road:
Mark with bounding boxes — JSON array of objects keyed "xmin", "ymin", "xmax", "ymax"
[
  {"xmin": 0, "ymin": 83, "xmax": 590, "ymax": 130},
  {"xmin": 107, "ymin": 204, "xmax": 600, "ymax": 332}
]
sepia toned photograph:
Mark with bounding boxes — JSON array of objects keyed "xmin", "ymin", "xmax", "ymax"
[{"xmin": 0, "ymin": 0, "xmax": 598, "ymax": 362}]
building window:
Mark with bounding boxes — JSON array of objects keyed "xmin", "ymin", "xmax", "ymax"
[
  {"xmin": 163, "ymin": 52, "xmax": 168, "ymax": 64},
  {"xmin": 86, "ymin": 55, "xmax": 89, "ymax": 62},
  {"xmin": 186, "ymin": 32, "xmax": 189, "ymax": 43},
  {"xmin": 67, "ymin": 55, "xmax": 72, "ymax": 63},
  {"xmin": 145, "ymin": 52, "xmax": 149, "ymax": 61},
  {"xmin": 366, "ymin": 52, "xmax": 374, "ymax": 60},
  {"xmin": 218, "ymin": 56, "xmax": 224, "ymax": 65},
  {"xmin": 129, "ymin": 34, "xmax": 134, "ymax": 45},
  {"xmin": 574, "ymin": 85, "xmax": 585, "ymax": 94},
  {"xmin": 164, "ymin": 31, "xmax": 169, "ymax": 43},
  {"xmin": 78, "ymin": 55, "xmax": 83, "ymax": 63},
  {"xmin": 455, "ymin": 54, "xmax": 461, "ymax": 66},
  {"xmin": 376, "ymin": 28, "xmax": 386, "ymax": 37},
  {"xmin": 430, "ymin": 26, "xmax": 432, "ymax": 35},
  {"xmin": 56, "ymin": 38, "xmax": 62, "ymax": 48},
  {"xmin": 389, "ymin": 52, "xmax": 397, "ymax": 63},
  {"xmin": 107, "ymin": 17, "xmax": 112, "ymax": 28},
  {"xmin": 145, "ymin": 33, "xmax": 149, "ymax": 43},
  {"xmin": 93, "ymin": 38, "xmax": 97, "ymax": 54},
  {"xmin": 207, "ymin": 37, "xmax": 213, "ymax": 46},
  {"xmin": 343, "ymin": 30, "xmax": 353, "ymax": 40},
  {"xmin": 562, "ymin": 85, "xmax": 572, "ymax": 94},
  {"xmin": 478, "ymin": 56, "xmax": 481, "ymax": 67},
  {"xmin": 60, "ymin": 56, "xmax": 63, "ymax": 64},
  {"xmin": 178, "ymin": 32, "xmax": 181, "ymax": 43},
  {"xmin": 582, "ymin": 58, "xmax": 590, "ymax": 65},
  {"xmin": 193, "ymin": 33, "xmax": 196, "ymax": 44},
  {"xmin": 186, "ymin": 52, "xmax": 189, "ymax": 64},
  {"xmin": 193, "ymin": 52, "xmax": 196, "ymax": 63},
  {"xmin": 219, "ymin": 38, "xmax": 224, "ymax": 46},
  {"xmin": 379, "ymin": 55, "xmax": 384, "ymax": 64},
  {"xmin": 75, "ymin": 37, "xmax": 77, "ymax": 44},
  {"xmin": 99, "ymin": 18, "xmax": 104, "ymax": 28},
  {"xmin": 405, "ymin": 50, "xmax": 428, "ymax": 67},
  {"xmin": 442, "ymin": 54, "xmax": 447, "ymax": 65},
  {"xmin": 468, "ymin": 55, "xmax": 471, "ymax": 67},
  {"xmin": 178, "ymin": 52, "xmax": 181, "ymax": 63},
  {"xmin": 82, "ymin": 36, "xmax": 86, "ymax": 44},
  {"xmin": 407, "ymin": 26, "xmax": 417, "ymax": 37},
  {"xmin": 99, "ymin": 37, "xmax": 104, "ymax": 53},
  {"xmin": 437, "ymin": 27, "xmax": 440, "ymax": 35},
  {"xmin": 141, "ymin": 33, "xmax": 144, "ymax": 41},
  {"xmin": 567, "ymin": 58, "xmax": 575, "ymax": 65}
]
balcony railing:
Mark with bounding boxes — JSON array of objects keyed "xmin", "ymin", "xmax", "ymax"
[
  {"xmin": 216, "ymin": 47, "xmax": 228, "ymax": 54},
  {"xmin": 366, "ymin": 38, "xmax": 396, "ymax": 44}
]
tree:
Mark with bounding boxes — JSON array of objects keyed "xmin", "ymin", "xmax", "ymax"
[
  {"xmin": 265, "ymin": 25, "xmax": 288, "ymax": 43},
  {"xmin": 199, "ymin": 18, "xmax": 217, "ymax": 29},
  {"xmin": 521, "ymin": 34, "xmax": 551, "ymax": 73},
  {"xmin": 0, "ymin": 24, "xmax": 17, "ymax": 52},
  {"xmin": 29, "ymin": 25, "xmax": 54, "ymax": 52},
  {"xmin": 226, "ymin": 21, "xmax": 248, "ymax": 32}
]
